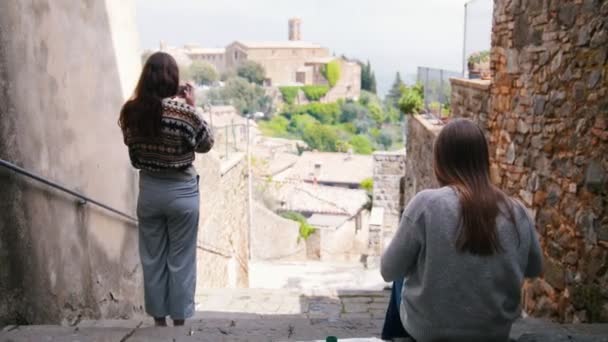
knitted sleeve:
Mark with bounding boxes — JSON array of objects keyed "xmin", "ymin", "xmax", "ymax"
[{"xmin": 163, "ymin": 99, "xmax": 214, "ymax": 153}]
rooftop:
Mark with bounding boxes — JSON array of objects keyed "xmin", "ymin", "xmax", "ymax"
[
  {"xmin": 232, "ymin": 40, "xmax": 325, "ymax": 49},
  {"xmin": 285, "ymin": 152, "xmax": 373, "ymax": 186},
  {"xmin": 184, "ymin": 47, "xmax": 226, "ymax": 55},
  {"xmin": 274, "ymin": 181, "xmax": 368, "ymax": 217}
]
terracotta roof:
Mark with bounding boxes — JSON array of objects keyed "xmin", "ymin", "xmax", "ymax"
[
  {"xmin": 233, "ymin": 40, "xmax": 325, "ymax": 49},
  {"xmin": 284, "ymin": 152, "xmax": 373, "ymax": 186},
  {"xmin": 274, "ymin": 181, "xmax": 368, "ymax": 216}
]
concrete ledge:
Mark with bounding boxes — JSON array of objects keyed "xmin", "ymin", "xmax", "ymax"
[
  {"xmin": 412, "ymin": 114, "xmax": 443, "ymax": 136},
  {"xmin": 220, "ymin": 152, "xmax": 246, "ymax": 176},
  {"xmin": 450, "ymin": 77, "xmax": 491, "ymax": 90}
]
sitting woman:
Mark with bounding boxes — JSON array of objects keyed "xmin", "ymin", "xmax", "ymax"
[{"xmin": 381, "ymin": 118, "xmax": 542, "ymax": 342}]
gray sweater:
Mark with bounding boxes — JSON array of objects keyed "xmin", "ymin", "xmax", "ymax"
[{"xmin": 381, "ymin": 186, "xmax": 543, "ymax": 342}]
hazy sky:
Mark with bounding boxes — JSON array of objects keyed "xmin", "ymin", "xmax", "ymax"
[{"xmin": 135, "ymin": 0, "xmax": 478, "ymax": 96}]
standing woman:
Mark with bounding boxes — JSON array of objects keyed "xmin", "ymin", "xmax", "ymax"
[
  {"xmin": 119, "ymin": 52, "xmax": 214, "ymax": 327},
  {"xmin": 381, "ymin": 119, "xmax": 542, "ymax": 342}
]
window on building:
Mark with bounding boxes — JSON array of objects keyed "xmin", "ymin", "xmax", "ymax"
[{"xmin": 234, "ymin": 51, "xmax": 238, "ymax": 60}]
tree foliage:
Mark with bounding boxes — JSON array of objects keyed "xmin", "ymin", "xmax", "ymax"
[
  {"xmin": 321, "ymin": 60, "xmax": 341, "ymax": 87},
  {"xmin": 349, "ymin": 135, "xmax": 374, "ymax": 155},
  {"xmin": 280, "ymin": 211, "xmax": 316, "ymax": 241},
  {"xmin": 204, "ymin": 76, "xmax": 272, "ymax": 114},
  {"xmin": 360, "ymin": 60, "xmax": 377, "ymax": 94},
  {"xmin": 187, "ymin": 61, "xmax": 218, "ymax": 86},
  {"xmin": 302, "ymin": 85, "xmax": 329, "ymax": 101},
  {"xmin": 398, "ymin": 83, "xmax": 424, "ymax": 115},
  {"xmin": 237, "ymin": 61, "xmax": 266, "ymax": 85},
  {"xmin": 386, "ymin": 72, "xmax": 404, "ymax": 108},
  {"xmin": 279, "ymin": 86, "xmax": 300, "ymax": 105}
]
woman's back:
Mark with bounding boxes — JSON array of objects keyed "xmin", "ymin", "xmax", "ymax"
[{"xmin": 381, "ymin": 186, "xmax": 542, "ymax": 342}]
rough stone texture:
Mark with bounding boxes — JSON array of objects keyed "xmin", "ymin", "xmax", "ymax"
[
  {"xmin": 250, "ymin": 202, "xmax": 307, "ymax": 261},
  {"xmin": 404, "ymin": 115, "xmax": 441, "ymax": 206},
  {"xmin": 450, "ymin": 78, "xmax": 492, "ymax": 134},
  {"xmin": 451, "ymin": 0, "xmax": 608, "ymax": 323},
  {"xmin": 370, "ymin": 151, "xmax": 406, "ymax": 255},
  {"xmin": 0, "ymin": 0, "xmax": 143, "ymax": 325},
  {"xmin": 195, "ymin": 152, "xmax": 250, "ymax": 289}
]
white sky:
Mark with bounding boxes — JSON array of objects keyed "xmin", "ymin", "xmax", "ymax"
[{"xmin": 135, "ymin": 0, "xmax": 476, "ymax": 96}]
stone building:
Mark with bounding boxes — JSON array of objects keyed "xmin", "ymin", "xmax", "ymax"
[
  {"xmin": 182, "ymin": 46, "xmax": 226, "ymax": 73},
  {"xmin": 447, "ymin": 0, "xmax": 608, "ymax": 323}
]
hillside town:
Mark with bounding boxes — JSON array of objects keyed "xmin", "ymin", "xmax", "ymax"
[{"xmin": 0, "ymin": 0, "xmax": 607, "ymax": 341}]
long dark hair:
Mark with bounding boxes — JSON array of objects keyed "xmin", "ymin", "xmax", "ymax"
[
  {"xmin": 119, "ymin": 52, "xmax": 179, "ymax": 138},
  {"xmin": 433, "ymin": 118, "xmax": 515, "ymax": 256}
]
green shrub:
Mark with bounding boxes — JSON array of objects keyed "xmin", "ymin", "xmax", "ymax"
[
  {"xmin": 302, "ymin": 124, "xmax": 340, "ymax": 152},
  {"xmin": 289, "ymin": 103, "xmax": 340, "ymax": 124},
  {"xmin": 360, "ymin": 178, "xmax": 373, "ymax": 193},
  {"xmin": 321, "ymin": 60, "xmax": 341, "ymax": 87},
  {"xmin": 302, "ymin": 85, "xmax": 329, "ymax": 101},
  {"xmin": 258, "ymin": 115, "xmax": 289, "ymax": 137},
  {"xmin": 281, "ymin": 211, "xmax": 316, "ymax": 241},
  {"xmin": 398, "ymin": 85, "xmax": 424, "ymax": 115},
  {"xmin": 349, "ymin": 135, "xmax": 374, "ymax": 155},
  {"xmin": 279, "ymin": 86, "xmax": 300, "ymax": 105}
]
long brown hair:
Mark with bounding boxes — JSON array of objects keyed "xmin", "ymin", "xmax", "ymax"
[
  {"xmin": 433, "ymin": 118, "xmax": 515, "ymax": 256},
  {"xmin": 119, "ymin": 52, "xmax": 179, "ymax": 138}
]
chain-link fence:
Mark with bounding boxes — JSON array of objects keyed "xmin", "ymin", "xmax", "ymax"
[
  {"xmin": 416, "ymin": 67, "xmax": 461, "ymax": 115},
  {"xmin": 463, "ymin": 0, "xmax": 493, "ymax": 77}
]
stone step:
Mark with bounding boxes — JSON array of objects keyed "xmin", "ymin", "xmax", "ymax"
[{"xmin": 2, "ymin": 288, "xmax": 608, "ymax": 341}]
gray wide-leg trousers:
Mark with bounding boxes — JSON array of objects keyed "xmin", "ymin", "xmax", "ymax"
[{"xmin": 137, "ymin": 172, "xmax": 199, "ymax": 320}]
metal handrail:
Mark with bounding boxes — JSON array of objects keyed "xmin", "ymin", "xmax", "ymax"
[{"xmin": 0, "ymin": 158, "xmax": 137, "ymax": 223}]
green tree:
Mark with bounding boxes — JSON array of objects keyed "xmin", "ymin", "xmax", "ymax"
[
  {"xmin": 214, "ymin": 77, "xmax": 272, "ymax": 114},
  {"xmin": 340, "ymin": 102, "xmax": 369, "ymax": 123},
  {"xmin": 302, "ymin": 85, "xmax": 329, "ymax": 101},
  {"xmin": 302, "ymin": 124, "xmax": 339, "ymax": 152},
  {"xmin": 368, "ymin": 102, "xmax": 386, "ymax": 127},
  {"xmin": 398, "ymin": 84, "xmax": 424, "ymax": 115},
  {"xmin": 237, "ymin": 61, "xmax": 266, "ymax": 85},
  {"xmin": 321, "ymin": 60, "xmax": 341, "ymax": 87},
  {"xmin": 378, "ymin": 132, "xmax": 393, "ymax": 150},
  {"xmin": 386, "ymin": 72, "xmax": 404, "ymax": 108},
  {"xmin": 258, "ymin": 115, "xmax": 289, "ymax": 137},
  {"xmin": 188, "ymin": 61, "xmax": 218, "ymax": 85},
  {"xmin": 349, "ymin": 135, "xmax": 374, "ymax": 154},
  {"xmin": 360, "ymin": 60, "xmax": 377, "ymax": 94},
  {"xmin": 279, "ymin": 86, "xmax": 300, "ymax": 105},
  {"xmin": 369, "ymin": 71, "xmax": 377, "ymax": 94}
]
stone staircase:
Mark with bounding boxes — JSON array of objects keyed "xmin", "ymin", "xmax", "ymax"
[{"xmin": 1, "ymin": 288, "xmax": 608, "ymax": 341}]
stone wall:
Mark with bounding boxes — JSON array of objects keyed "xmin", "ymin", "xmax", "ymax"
[
  {"xmin": 195, "ymin": 152, "xmax": 250, "ymax": 289},
  {"xmin": 0, "ymin": 0, "xmax": 142, "ymax": 325},
  {"xmin": 323, "ymin": 60, "xmax": 362, "ymax": 102},
  {"xmin": 370, "ymin": 151, "xmax": 406, "ymax": 255},
  {"xmin": 403, "ymin": 115, "xmax": 442, "ymax": 206},
  {"xmin": 250, "ymin": 202, "xmax": 307, "ymax": 261},
  {"xmin": 450, "ymin": 78, "xmax": 492, "ymax": 132},
  {"xmin": 477, "ymin": 0, "xmax": 607, "ymax": 323},
  {"xmin": 320, "ymin": 212, "xmax": 370, "ymax": 262}
]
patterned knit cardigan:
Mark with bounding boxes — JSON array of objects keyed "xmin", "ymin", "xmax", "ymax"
[{"xmin": 124, "ymin": 98, "xmax": 214, "ymax": 171}]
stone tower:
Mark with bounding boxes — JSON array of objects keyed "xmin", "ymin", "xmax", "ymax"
[{"xmin": 288, "ymin": 18, "xmax": 301, "ymax": 41}]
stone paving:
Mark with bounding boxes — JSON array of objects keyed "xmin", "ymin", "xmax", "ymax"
[{"xmin": 2, "ymin": 288, "xmax": 608, "ymax": 341}]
